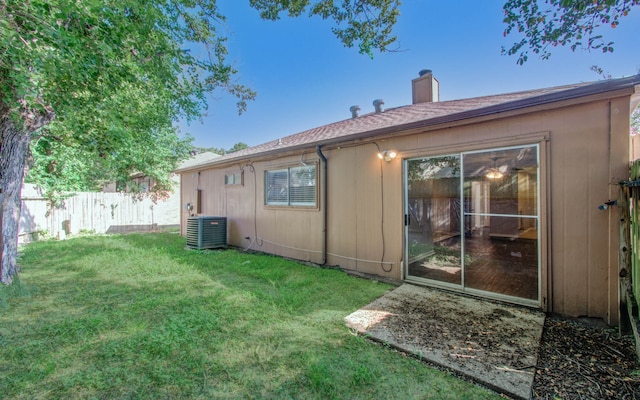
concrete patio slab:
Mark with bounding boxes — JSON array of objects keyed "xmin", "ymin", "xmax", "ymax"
[{"xmin": 345, "ymin": 284, "xmax": 545, "ymax": 399}]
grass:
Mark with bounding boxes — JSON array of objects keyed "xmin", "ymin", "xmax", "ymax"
[{"xmin": 0, "ymin": 232, "xmax": 499, "ymax": 399}]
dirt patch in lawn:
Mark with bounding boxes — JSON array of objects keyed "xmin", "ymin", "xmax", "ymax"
[
  {"xmin": 346, "ymin": 284, "xmax": 640, "ymax": 399},
  {"xmin": 345, "ymin": 284, "xmax": 544, "ymax": 399}
]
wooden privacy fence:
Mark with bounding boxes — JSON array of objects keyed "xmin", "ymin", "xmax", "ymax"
[
  {"xmin": 622, "ymin": 161, "xmax": 640, "ymax": 306},
  {"xmin": 621, "ymin": 160, "xmax": 640, "ymax": 345},
  {"xmin": 19, "ymin": 184, "xmax": 179, "ymax": 242}
]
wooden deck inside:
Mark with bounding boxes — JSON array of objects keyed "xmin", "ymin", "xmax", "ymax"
[{"xmin": 408, "ymin": 233, "xmax": 538, "ymax": 301}]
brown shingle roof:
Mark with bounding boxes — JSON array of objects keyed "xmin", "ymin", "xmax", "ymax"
[{"xmin": 177, "ymin": 74, "xmax": 640, "ymax": 171}]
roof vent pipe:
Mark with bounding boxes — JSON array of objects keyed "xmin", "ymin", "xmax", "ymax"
[
  {"xmin": 373, "ymin": 99, "xmax": 384, "ymax": 113},
  {"xmin": 349, "ymin": 105, "xmax": 361, "ymax": 119}
]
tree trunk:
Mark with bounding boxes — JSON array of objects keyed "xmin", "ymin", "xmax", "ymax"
[
  {"xmin": 0, "ymin": 102, "xmax": 54, "ymax": 284},
  {"xmin": 0, "ymin": 113, "xmax": 31, "ymax": 284}
]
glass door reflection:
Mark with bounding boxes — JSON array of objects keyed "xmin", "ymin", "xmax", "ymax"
[
  {"xmin": 406, "ymin": 155, "xmax": 462, "ymax": 286},
  {"xmin": 462, "ymin": 147, "xmax": 539, "ymax": 300}
]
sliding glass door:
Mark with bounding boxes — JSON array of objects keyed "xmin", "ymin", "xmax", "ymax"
[
  {"xmin": 405, "ymin": 146, "xmax": 539, "ymax": 303},
  {"xmin": 406, "ymin": 155, "xmax": 462, "ymax": 286}
]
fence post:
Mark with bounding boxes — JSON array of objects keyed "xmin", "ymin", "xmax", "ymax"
[
  {"xmin": 621, "ymin": 160, "xmax": 640, "ymax": 360},
  {"xmin": 619, "ymin": 183, "xmax": 632, "ymax": 334}
]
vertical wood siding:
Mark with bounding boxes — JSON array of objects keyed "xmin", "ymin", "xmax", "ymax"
[{"xmin": 180, "ymin": 94, "xmax": 632, "ymax": 324}]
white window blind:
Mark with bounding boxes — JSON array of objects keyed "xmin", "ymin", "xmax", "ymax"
[{"xmin": 265, "ymin": 165, "xmax": 316, "ymax": 207}]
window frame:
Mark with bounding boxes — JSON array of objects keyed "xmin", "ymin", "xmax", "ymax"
[
  {"xmin": 264, "ymin": 163, "xmax": 318, "ymax": 208},
  {"xmin": 225, "ymin": 170, "xmax": 244, "ymax": 187}
]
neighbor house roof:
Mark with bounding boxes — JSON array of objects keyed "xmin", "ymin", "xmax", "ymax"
[
  {"xmin": 175, "ymin": 151, "xmax": 221, "ymax": 171},
  {"xmin": 175, "ymin": 74, "xmax": 640, "ymax": 173}
]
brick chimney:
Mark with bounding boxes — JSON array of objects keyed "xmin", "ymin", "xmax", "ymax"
[{"xmin": 412, "ymin": 69, "xmax": 439, "ymax": 104}]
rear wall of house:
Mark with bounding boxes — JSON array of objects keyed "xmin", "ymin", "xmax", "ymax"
[
  {"xmin": 181, "ymin": 93, "xmax": 631, "ymax": 325},
  {"xmin": 180, "ymin": 156, "xmax": 325, "ymax": 263}
]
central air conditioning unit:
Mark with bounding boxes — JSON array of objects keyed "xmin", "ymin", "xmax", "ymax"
[{"xmin": 186, "ymin": 216, "xmax": 227, "ymax": 250}]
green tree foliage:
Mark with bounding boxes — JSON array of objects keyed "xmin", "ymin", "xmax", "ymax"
[
  {"xmin": 228, "ymin": 142, "xmax": 250, "ymax": 153},
  {"xmin": 502, "ymin": 0, "xmax": 639, "ymax": 64},
  {"xmin": 195, "ymin": 142, "xmax": 249, "ymax": 155},
  {"xmin": 26, "ymin": 93, "xmax": 195, "ymax": 204},
  {"xmin": 196, "ymin": 146, "xmax": 226, "ymax": 156},
  {"xmin": 250, "ymin": 0, "xmax": 400, "ymax": 55},
  {"xmin": 2, "ymin": 0, "xmax": 256, "ymax": 204},
  {"xmin": 0, "ymin": 0, "xmax": 400, "ymax": 284}
]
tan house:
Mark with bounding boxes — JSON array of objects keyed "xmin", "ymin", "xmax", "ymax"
[{"xmin": 175, "ymin": 71, "xmax": 640, "ymax": 326}]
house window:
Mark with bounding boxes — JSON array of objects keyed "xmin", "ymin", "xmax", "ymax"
[
  {"xmin": 265, "ymin": 165, "xmax": 317, "ymax": 207},
  {"xmin": 224, "ymin": 171, "xmax": 243, "ymax": 186},
  {"xmin": 225, "ymin": 171, "xmax": 243, "ymax": 186}
]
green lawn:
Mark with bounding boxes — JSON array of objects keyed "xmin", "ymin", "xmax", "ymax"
[{"xmin": 0, "ymin": 232, "xmax": 499, "ymax": 399}]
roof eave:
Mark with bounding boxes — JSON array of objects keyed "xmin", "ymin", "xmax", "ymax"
[{"xmin": 175, "ymin": 74, "xmax": 640, "ymax": 173}]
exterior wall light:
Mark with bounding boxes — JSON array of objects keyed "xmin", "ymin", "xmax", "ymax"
[
  {"xmin": 377, "ymin": 150, "xmax": 397, "ymax": 162},
  {"xmin": 598, "ymin": 200, "xmax": 618, "ymax": 210}
]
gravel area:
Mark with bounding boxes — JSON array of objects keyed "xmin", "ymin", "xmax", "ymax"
[{"xmin": 532, "ymin": 315, "xmax": 640, "ymax": 399}]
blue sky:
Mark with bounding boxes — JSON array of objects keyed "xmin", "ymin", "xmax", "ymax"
[{"xmin": 179, "ymin": 1, "xmax": 640, "ymax": 150}]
